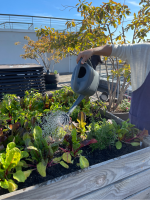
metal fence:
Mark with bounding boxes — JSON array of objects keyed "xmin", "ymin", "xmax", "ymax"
[{"xmin": 0, "ymin": 14, "xmax": 82, "ymax": 32}]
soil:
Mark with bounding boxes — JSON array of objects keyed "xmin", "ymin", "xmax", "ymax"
[{"xmin": 0, "ymin": 112, "xmax": 143, "ymax": 196}]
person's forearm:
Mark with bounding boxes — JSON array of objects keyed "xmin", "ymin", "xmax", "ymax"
[{"xmin": 92, "ymin": 45, "xmax": 112, "ymax": 57}]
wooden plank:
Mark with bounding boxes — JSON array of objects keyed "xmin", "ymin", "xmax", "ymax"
[
  {"xmin": 75, "ymin": 168, "xmax": 150, "ymax": 200},
  {"xmin": 125, "ymin": 186, "xmax": 150, "ymax": 200},
  {"xmin": 1, "ymin": 146, "xmax": 150, "ymax": 200}
]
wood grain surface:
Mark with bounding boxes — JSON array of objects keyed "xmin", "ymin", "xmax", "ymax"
[
  {"xmin": 125, "ymin": 186, "xmax": 150, "ymax": 200},
  {"xmin": 75, "ymin": 168, "xmax": 150, "ymax": 200}
]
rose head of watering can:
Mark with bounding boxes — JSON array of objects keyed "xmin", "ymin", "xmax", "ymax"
[{"xmin": 59, "ymin": 58, "xmax": 100, "ymax": 126}]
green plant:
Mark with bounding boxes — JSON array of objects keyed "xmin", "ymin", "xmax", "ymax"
[
  {"xmin": 116, "ymin": 120, "xmax": 148, "ymax": 149},
  {"xmin": 54, "ymin": 70, "xmax": 58, "ymax": 75},
  {"xmin": 118, "ymin": 98, "xmax": 131, "ymax": 112},
  {"xmin": 50, "ymin": 86, "xmax": 99, "ymax": 118},
  {"xmin": 0, "ymin": 94, "xmax": 21, "ymax": 119},
  {"xmin": 87, "ymin": 118, "xmax": 118, "ymax": 151},
  {"xmin": 0, "ymin": 142, "xmax": 31, "ymax": 192},
  {"xmin": 72, "ymin": 111, "xmax": 87, "ymax": 138},
  {"xmin": 54, "ymin": 128, "xmax": 97, "ymax": 169},
  {"xmin": 0, "ymin": 90, "xmax": 52, "ymax": 134},
  {"xmin": 25, "ymin": 126, "xmax": 58, "ymax": 177}
]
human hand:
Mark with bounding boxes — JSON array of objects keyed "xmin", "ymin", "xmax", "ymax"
[{"xmin": 76, "ymin": 49, "xmax": 93, "ymax": 64}]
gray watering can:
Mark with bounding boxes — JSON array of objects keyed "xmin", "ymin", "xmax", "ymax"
[
  {"xmin": 59, "ymin": 59, "xmax": 100, "ymax": 125},
  {"xmin": 67, "ymin": 59, "xmax": 99, "ymax": 115}
]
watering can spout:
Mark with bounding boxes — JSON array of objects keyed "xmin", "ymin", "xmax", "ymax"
[{"xmin": 67, "ymin": 94, "xmax": 84, "ymax": 116}]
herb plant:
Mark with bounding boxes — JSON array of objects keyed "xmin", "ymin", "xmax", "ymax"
[{"xmin": 87, "ymin": 118, "xmax": 118, "ymax": 151}]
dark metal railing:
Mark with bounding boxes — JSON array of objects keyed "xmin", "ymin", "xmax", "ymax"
[{"xmin": 0, "ymin": 14, "xmax": 82, "ymax": 31}]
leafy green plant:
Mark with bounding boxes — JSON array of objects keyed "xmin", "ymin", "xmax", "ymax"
[
  {"xmin": 25, "ymin": 126, "xmax": 58, "ymax": 177},
  {"xmin": 0, "ymin": 94, "xmax": 21, "ymax": 119},
  {"xmin": 54, "ymin": 128, "xmax": 97, "ymax": 169},
  {"xmin": 0, "ymin": 142, "xmax": 31, "ymax": 192},
  {"xmin": 116, "ymin": 120, "xmax": 148, "ymax": 149},
  {"xmin": 0, "ymin": 90, "xmax": 52, "ymax": 134}
]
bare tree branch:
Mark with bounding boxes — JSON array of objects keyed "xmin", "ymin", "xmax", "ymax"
[{"xmin": 60, "ymin": 4, "xmax": 77, "ymax": 11}]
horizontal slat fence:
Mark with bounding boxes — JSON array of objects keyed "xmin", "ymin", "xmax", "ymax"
[{"xmin": 0, "ymin": 65, "xmax": 45, "ymax": 99}]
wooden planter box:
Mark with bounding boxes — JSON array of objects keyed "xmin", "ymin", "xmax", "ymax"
[{"xmin": 1, "ymin": 111, "xmax": 150, "ymax": 200}]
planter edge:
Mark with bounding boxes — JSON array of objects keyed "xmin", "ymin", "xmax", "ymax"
[{"xmin": 1, "ymin": 145, "xmax": 150, "ymax": 200}]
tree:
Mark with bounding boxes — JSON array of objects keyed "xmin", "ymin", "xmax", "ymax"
[
  {"xmin": 52, "ymin": 0, "xmax": 149, "ymax": 111},
  {"xmin": 15, "ymin": 28, "xmax": 65, "ymax": 74}
]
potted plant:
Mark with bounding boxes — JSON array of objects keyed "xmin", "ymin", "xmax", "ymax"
[
  {"xmin": 44, "ymin": 70, "xmax": 59, "ymax": 90},
  {"xmin": 110, "ymin": 97, "xmax": 131, "ymax": 121}
]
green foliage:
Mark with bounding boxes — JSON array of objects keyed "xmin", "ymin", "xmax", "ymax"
[
  {"xmin": 0, "ymin": 142, "xmax": 31, "ymax": 192},
  {"xmin": 118, "ymin": 98, "xmax": 131, "ymax": 112},
  {"xmin": 116, "ymin": 120, "xmax": 148, "ymax": 147},
  {"xmin": 0, "ymin": 89, "xmax": 54, "ymax": 137},
  {"xmin": 58, "ymin": 129, "xmax": 98, "ymax": 169},
  {"xmin": 26, "ymin": 126, "xmax": 57, "ymax": 177},
  {"xmin": 50, "ymin": 86, "xmax": 94, "ymax": 118},
  {"xmin": 79, "ymin": 156, "xmax": 89, "ymax": 169},
  {"xmin": 54, "ymin": 70, "xmax": 58, "ymax": 75},
  {"xmin": 87, "ymin": 119, "xmax": 118, "ymax": 151}
]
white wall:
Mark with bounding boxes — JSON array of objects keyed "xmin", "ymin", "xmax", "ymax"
[{"xmin": 0, "ymin": 29, "xmax": 77, "ymax": 73}]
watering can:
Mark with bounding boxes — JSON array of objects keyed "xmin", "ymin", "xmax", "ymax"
[
  {"xmin": 60, "ymin": 59, "xmax": 100, "ymax": 125},
  {"xmin": 67, "ymin": 58, "xmax": 100, "ymax": 115}
]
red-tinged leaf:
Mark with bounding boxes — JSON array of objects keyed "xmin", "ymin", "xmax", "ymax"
[
  {"xmin": 9, "ymin": 122, "xmax": 21, "ymax": 131},
  {"xmin": 44, "ymin": 103, "xmax": 49, "ymax": 109},
  {"xmin": 0, "ymin": 130, "xmax": 3, "ymax": 136},
  {"xmin": 75, "ymin": 139, "xmax": 97, "ymax": 154},
  {"xmin": 138, "ymin": 129, "xmax": 149, "ymax": 141},
  {"xmin": 31, "ymin": 117, "xmax": 36, "ymax": 126},
  {"xmin": 80, "ymin": 139, "xmax": 98, "ymax": 148},
  {"xmin": 59, "ymin": 147, "xmax": 69, "ymax": 153}
]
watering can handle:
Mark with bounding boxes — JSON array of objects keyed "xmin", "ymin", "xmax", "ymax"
[{"xmin": 73, "ymin": 58, "xmax": 83, "ymax": 92}]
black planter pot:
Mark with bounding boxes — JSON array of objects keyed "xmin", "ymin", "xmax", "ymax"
[
  {"xmin": 106, "ymin": 98, "xmax": 129, "ymax": 121},
  {"xmin": 44, "ymin": 73, "xmax": 59, "ymax": 85},
  {"xmin": 111, "ymin": 112, "xmax": 129, "ymax": 121}
]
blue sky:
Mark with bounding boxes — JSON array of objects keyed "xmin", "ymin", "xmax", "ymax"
[
  {"xmin": 1, "ymin": 0, "xmax": 149, "ymax": 42},
  {"xmin": 1, "ymin": 0, "xmax": 142, "ymax": 19}
]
